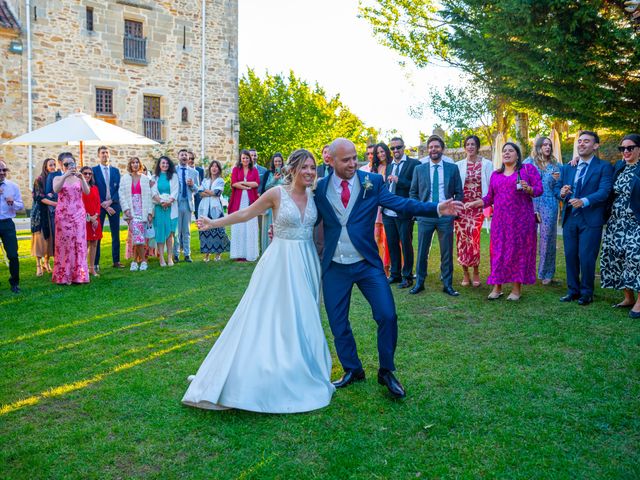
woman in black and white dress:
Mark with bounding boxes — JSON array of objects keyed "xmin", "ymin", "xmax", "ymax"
[
  {"xmin": 600, "ymin": 133, "xmax": 640, "ymax": 318},
  {"xmin": 198, "ymin": 160, "xmax": 229, "ymax": 262}
]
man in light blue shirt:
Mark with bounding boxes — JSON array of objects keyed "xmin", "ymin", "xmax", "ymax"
[{"xmin": 0, "ymin": 159, "xmax": 24, "ymax": 293}]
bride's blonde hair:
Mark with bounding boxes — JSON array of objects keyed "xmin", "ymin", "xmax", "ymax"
[{"xmin": 283, "ymin": 149, "xmax": 317, "ymax": 187}]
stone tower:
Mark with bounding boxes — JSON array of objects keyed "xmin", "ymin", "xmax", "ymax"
[{"xmin": 0, "ymin": 0, "xmax": 238, "ymax": 206}]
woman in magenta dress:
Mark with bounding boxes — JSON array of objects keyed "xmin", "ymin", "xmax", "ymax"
[
  {"xmin": 228, "ymin": 149, "xmax": 260, "ymax": 261},
  {"xmin": 80, "ymin": 167, "xmax": 102, "ymax": 277},
  {"xmin": 466, "ymin": 142, "xmax": 542, "ymax": 301},
  {"xmin": 52, "ymin": 154, "xmax": 90, "ymax": 285}
]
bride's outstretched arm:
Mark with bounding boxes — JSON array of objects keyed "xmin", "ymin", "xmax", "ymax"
[{"xmin": 197, "ymin": 188, "xmax": 279, "ymax": 231}]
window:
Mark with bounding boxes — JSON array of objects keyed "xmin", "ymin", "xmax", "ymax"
[
  {"xmin": 181, "ymin": 107, "xmax": 189, "ymax": 123},
  {"xmin": 95, "ymin": 88, "xmax": 113, "ymax": 114},
  {"xmin": 123, "ymin": 20, "xmax": 146, "ymax": 64},
  {"xmin": 86, "ymin": 7, "xmax": 94, "ymax": 32},
  {"xmin": 143, "ymin": 95, "xmax": 163, "ymax": 142}
]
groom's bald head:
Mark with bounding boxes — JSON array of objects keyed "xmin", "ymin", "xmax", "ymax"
[{"xmin": 327, "ymin": 138, "xmax": 357, "ymax": 180}]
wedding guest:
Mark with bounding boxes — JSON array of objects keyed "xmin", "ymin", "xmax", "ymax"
[
  {"xmin": 52, "ymin": 154, "xmax": 90, "ymax": 285},
  {"xmin": 44, "ymin": 154, "xmax": 64, "ymax": 251},
  {"xmin": 555, "ymin": 131, "xmax": 613, "ymax": 306},
  {"xmin": 119, "ymin": 157, "xmax": 154, "ymax": 272},
  {"xmin": 455, "ymin": 135, "xmax": 494, "ymax": 287},
  {"xmin": 173, "ymin": 149, "xmax": 199, "ymax": 263},
  {"xmin": 0, "ymin": 159, "xmax": 24, "ymax": 293},
  {"xmin": 316, "ymin": 145, "xmax": 333, "ymax": 178},
  {"xmin": 151, "ymin": 156, "xmax": 179, "ymax": 267},
  {"xmin": 524, "ymin": 136, "xmax": 561, "ymax": 285},
  {"xmin": 600, "ymin": 133, "xmax": 640, "ymax": 318},
  {"xmin": 466, "ymin": 143, "xmax": 542, "ymax": 300},
  {"xmin": 249, "ymin": 148, "xmax": 268, "ymax": 177},
  {"xmin": 367, "ymin": 142, "xmax": 391, "ymax": 275},
  {"xmin": 80, "ymin": 167, "xmax": 102, "ymax": 277},
  {"xmin": 92, "ymin": 146, "xmax": 123, "ymax": 270},
  {"xmin": 366, "ymin": 144, "xmax": 375, "ymax": 166},
  {"xmin": 188, "ymin": 151, "xmax": 205, "ymax": 219},
  {"xmin": 383, "ymin": 136, "xmax": 420, "ymax": 288},
  {"xmin": 229, "ymin": 149, "xmax": 260, "ymax": 261},
  {"xmin": 260, "ymin": 152, "xmax": 285, "ymax": 251},
  {"xmin": 31, "ymin": 158, "xmax": 56, "ymax": 276},
  {"xmin": 409, "ymin": 136, "xmax": 463, "ymax": 296},
  {"xmin": 198, "ymin": 160, "xmax": 230, "ymax": 261}
]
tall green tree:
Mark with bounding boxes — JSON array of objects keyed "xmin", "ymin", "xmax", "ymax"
[
  {"xmin": 359, "ymin": 0, "xmax": 640, "ymax": 131},
  {"xmin": 239, "ymin": 69, "xmax": 376, "ymax": 164}
]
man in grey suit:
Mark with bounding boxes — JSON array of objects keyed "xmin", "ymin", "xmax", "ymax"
[
  {"xmin": 173, "ymin": 148, "xmax": 200, "ymax": 263},
  {"xmin": 409, "ymin": 135, "xmax": 463, "ymax": 296}
]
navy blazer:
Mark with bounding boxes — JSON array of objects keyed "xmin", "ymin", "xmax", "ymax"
[
  {"xmin": 314, "ymin": 170, "xmax": 439, "ymax": 273},
  {"xmin": 554, "ymin": 156, "xmax": 613, "ymax": 227},
  {"xmin": 609, "ymin": 160, "xmax": 640, "ymax": 223},
  {"xmin": 92, "ymin": 165, "xmax": 122, "ymax": 212},
  {"xmin": 409, "ymin": 161, "xmax": 463, "ymax": 220}
]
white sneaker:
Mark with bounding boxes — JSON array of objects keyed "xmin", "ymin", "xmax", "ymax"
[
  {"xmin": 139, "ymin": 262, "xmax": 148, "ymax": 271},
  {"xmin": 130, "ymin": 262, "xmax": 139, "ymax": 271}
]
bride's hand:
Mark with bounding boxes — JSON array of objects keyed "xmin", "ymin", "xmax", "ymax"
[{"xmin": 197, "ymin": 217, "xmax": 214, "ymax": 231}]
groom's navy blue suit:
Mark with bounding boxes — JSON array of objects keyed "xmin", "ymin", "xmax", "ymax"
[{"xmin": 315, "ymin": 170, "xmax": 439, "ymax": 373}]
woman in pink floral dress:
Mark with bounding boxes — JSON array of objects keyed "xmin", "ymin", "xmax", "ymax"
[
  {"xmin": 52, "ymin": 153, "xmax": 90, "ymax": 285},
  {"xmin": 466, "ymin": 143, "xmax": 542, "ymax": 301}
]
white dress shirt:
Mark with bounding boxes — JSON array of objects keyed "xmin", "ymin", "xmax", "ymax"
[{"xmin": 0, "ymin": 180, "xmax": 24, "ymax": 220}]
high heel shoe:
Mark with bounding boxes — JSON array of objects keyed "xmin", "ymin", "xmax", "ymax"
[
  {"xmin": 472, "ymin": 273, "xmax": 481, "ymax": 287},
  {"xmin": 36, "ymin": 265, "xmax": 43, "ymax": 277}
]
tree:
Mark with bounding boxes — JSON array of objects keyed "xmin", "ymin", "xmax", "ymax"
[
  {"xmin": 359, "ymin": 0, "xmax": 640, "ymax": 131},
  {"xmin": 239, "ymin": 69, "xmax": 376, "ymax": 164}
]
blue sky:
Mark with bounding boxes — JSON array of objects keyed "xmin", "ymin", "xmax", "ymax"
[{"xmin": 238, "ymin": 0, "xmax": 465, "ymax": 146}]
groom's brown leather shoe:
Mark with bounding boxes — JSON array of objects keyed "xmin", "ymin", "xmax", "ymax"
[
  {"xmin": 332, "ymin": 369, "xmax": 366, "ymax": 388},
  {"xmin": 378, "ymin": 369, "xmax": 406, "ymax": 398}
]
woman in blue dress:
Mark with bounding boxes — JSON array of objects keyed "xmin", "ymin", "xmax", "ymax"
[
  {"xmin": 151, "ymin": 156, "xmax": 179, "ymax": 267},
  {"xmin": 524, "ymin": 136, "xmax": 561, "ymax": 285}
]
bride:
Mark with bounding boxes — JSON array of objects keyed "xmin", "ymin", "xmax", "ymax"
[{"xmin": 182, "ymin": 149, "xmax": 335, "ymax": 413}]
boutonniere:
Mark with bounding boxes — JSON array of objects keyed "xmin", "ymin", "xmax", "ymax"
[{"xmin": 361, "ymin": 175, "xmax": 373, "ymax": 199}]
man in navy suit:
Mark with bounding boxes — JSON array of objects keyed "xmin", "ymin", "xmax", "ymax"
[
  {"xmin": 189, "ymin": 151, "xmax": 205, "ymax": 219},
  {"xmin": 92, "ymin": 146, "xmax": 123, "ymax": 269},
  {"xmin": 555, "ymin": 131, "xmax": 613, "ymax": 305},
  {"xmin": 314, "ymin": 138, "xmax": 463, "ymax": 398},
  {"xmin": 409, "ymin": 135, "xmax": 463, "ymax": 296},
  {"xmin": 382, "ymin": 136, "xmax": 421, "ymax": 289}
]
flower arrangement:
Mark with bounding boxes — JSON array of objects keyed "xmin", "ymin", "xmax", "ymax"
[{"xmin": 361, "ymin": 174, "xmax": 373, "ymax": 199}]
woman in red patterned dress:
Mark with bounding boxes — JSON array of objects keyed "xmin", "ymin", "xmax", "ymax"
[{"xmin": 454, "ymin": 135, "xmax": 494, "ymax": 287}]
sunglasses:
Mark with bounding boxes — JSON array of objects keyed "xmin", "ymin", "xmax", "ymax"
[
  {"xmin": 63, "ymin": 162, "xmax": 74, "ymax": 167},
  {"xmin": 390, "ymin": 146, "xmax": 404, "ymax": 151},
  {"xmin": 0, "ymin": 168, "xmax": 8, "ymax": 173},
  {"xmin": 618, "ymin": 145, "xmax": 639, "ymax": 153},
  {"xmin": 82, "ymin": 172, "xmax": 93, "ymax": 176}
]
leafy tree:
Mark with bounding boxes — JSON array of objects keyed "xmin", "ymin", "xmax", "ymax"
[
  {"xmin": 239, "ymin": 69, "xmax": 376, "ymax": 164},
  {"xmin": 359, "ymin": 0, "xmax": 640, "ymax": 131}
]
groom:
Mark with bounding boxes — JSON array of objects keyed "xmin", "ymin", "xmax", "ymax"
[{"xmin": 314, "ymin": 138, "xmax": 463, "ymax": 398}]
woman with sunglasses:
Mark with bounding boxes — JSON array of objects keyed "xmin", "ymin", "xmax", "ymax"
[
  {"xmin": 600, "ymin": 134, "xmax": 640, "ymax": 318},
  {"xmin": 51, "ymin": 153, "xmax": 91, "ymax": 285},
  {"xmin": 80, "ymin": 166, "xmax": 102, "ymax": 277}
]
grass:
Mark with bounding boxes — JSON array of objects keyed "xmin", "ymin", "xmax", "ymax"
[{"xmin": 1, "ymin": 227, "xmax": 639, "ymax": 479}]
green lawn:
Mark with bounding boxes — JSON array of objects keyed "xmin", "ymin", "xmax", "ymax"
[{"xmin": 1, "ymin": 228, "xmax": 638, "ymax": 479}]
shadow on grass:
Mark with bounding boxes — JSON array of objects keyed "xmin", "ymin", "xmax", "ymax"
[{"xmin": 0, "ymin": 331, "xmax": 220, "ymax": 416}]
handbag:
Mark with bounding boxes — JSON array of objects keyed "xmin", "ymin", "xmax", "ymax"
[
  {"xmin": 144, "ymin": 221, "xmax": 155, "ymax": 239},
  {"xmin": 30, "ymin": 201, "xmax": 42, "ymax": 233}
]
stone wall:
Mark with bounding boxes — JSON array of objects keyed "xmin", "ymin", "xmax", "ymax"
[{"xmin": 1, "ymin": 0, "xmax": 238, "ymax": 208}]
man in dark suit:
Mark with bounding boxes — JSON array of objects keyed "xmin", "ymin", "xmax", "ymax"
[
  {"xmin": 189, "ymin": 151, "xmax": 205, "ymax": 219},
  {"xmin": 554, "ymin": 131, "xmax": 613, "ymax": 305},
  {"xmin": 92, "ymin": 146, "xmax": 123, "ymax": 269},
  {"xmin": 382, "ymin": 136, "xmax": 420, "ymax": 289},
  {"xmin": 409, "ymin": 135, "xmax": 463, "ymax": 296}
]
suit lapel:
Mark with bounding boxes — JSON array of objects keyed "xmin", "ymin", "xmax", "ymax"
[
  {"xmin": 581, "ymin": 156, "xmax": 599, "ymax": 190},
  {"xmin": 318, "ymin": 175, "xmax": 340, "ymax": 224},
  {"xmin": 348, "ymin": 171, "xmax": 364, "ymax": 218}
]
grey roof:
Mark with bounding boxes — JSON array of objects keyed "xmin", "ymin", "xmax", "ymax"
[{"xmin": 0, "ymin": 1, "xmax": 21, "ymax": 31}]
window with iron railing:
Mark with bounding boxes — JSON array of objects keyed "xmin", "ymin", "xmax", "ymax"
[
  {"xmin": 96, "ymin": 88, "xmax": 113, "ymax": 114},
  {"xmin": 124, "ymin": 19, "xmax": 146, "ymax": 64},
  {"xmin": 143, "ymin": 95, "xmax": 163, "ymax": 142}
]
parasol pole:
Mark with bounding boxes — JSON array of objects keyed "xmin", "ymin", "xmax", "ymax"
[{"xmin": 79, "ymin": 141, "xmax": 84, "ymax": 167}]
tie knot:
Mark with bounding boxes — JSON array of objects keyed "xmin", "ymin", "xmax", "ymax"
[{"xmin": 341, "ymin": 180, "xmax": 349, "ymax": 188}]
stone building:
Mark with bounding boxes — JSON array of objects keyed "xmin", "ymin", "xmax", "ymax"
[{"xmin": 0, "ymin": 0, "xmax": 238, "ymax": 207}]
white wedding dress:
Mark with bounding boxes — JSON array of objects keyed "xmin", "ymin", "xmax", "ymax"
[{"xmin": 182, "ymin": 186, "xmax": 335, "ymax": 413}]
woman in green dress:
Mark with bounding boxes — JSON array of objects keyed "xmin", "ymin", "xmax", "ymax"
[
  {"xmin": 260, "ymin": 152, "xmax": 285, "ymax": 252},
  {"xmin": 151, "ymin": 156, "xmax": 179, "ymax": 267}
]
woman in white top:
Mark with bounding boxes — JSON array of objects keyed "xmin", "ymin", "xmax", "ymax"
[
  {"xmin": 119, "ymin": 157, "xmax": 154, "ymax": 271},
  {"xmin": 198, "ymin": 160, "xmax": 230, "ymax": 261},
  {"xmin": 455, "ymin": 135, "xmax": 494, "ymax": 287}
]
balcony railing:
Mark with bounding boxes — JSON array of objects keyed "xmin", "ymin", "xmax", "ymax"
[
  {"xmin": 124, "ymin": 35, "xmax": 147, "ymax": 64},
  {"xmin": 143, "ymin": 118, "xmax": 164, "ymax": 142}
]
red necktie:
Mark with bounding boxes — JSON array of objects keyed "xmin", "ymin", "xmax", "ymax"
[{"xmin": 340, "ymin": 180, "xmax": 350, "ymax": 208}]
